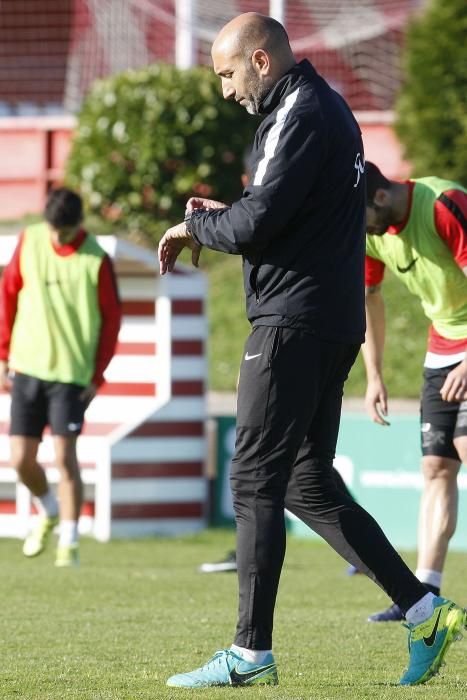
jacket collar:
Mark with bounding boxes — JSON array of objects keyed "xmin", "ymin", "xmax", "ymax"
[{"xmin": 259, "ymin": 59, "xmax": 317, "ymax": 115}]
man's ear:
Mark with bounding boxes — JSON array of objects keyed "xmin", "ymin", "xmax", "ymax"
[
  {"xmin": 374, "ymin": 188, "xmax": 390, "ymax": 208},
  {"xmin": 251, "ymin": 48, "xmax": 270, "ymax": 76}
]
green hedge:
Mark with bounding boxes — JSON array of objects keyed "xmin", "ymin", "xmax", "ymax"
[
  {"xmin": 66, "ymin": 63, "xmax": 257, "ymax": 241},
  {"xmin": 395, "ymin": 0, "xmax": 467, "ymax": 182}
]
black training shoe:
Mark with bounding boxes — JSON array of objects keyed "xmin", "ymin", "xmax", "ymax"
[
  {"xmin": 346, "ymin": 564, "xmax": 362, "ymax": 576},
  {"xmin": 368, "ymin": 603, "xmax": 405, "ymax": 622},
  {"xmin": 198, "ymin": 551, "xmax": 237, "ymax": 573}
]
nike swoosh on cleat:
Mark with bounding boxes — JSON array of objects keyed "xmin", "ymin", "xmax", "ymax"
[
  {"xmin": 396, "ymin": 258, "xmax": 418, "ymax": 273},
  {"xmin": 244, "ymin": 352, "xmax": 262, "ymax": 361},
  {"xmin": 229, "ymin": 663, "xmax": 275, "ymax": 685},
  {"xmin": 423, "ymin": 610, "xmax": 442, "ymax": 647}
]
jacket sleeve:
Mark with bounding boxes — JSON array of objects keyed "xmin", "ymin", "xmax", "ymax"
[
  {"xmin": 92, "ymin": 255, "xmax": 122, "ymax": 387},
  {"xmin": 190, "ymin": 110, "xmax": 325, "ymax": 255},
  {"xmin": 0, "ymin": 234, "xmax": 24, "ymax": 361}
]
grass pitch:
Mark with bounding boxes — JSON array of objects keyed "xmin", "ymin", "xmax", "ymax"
[{"xmin": 2, "ymin": 529, "xmax": 467, "ymax": 699}]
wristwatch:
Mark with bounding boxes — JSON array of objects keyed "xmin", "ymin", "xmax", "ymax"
[
  {"xmin": 184, "ymin": 210, "xmax": 195, "ymax": 236},
  {"xmin": 184, "ymin": 207, "xmax": 205, "ymax": 237}
]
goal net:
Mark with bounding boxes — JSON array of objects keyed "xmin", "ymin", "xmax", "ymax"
[{"xmin": 0, "ymin": 0, "xmax": 424, "ymax": 115}]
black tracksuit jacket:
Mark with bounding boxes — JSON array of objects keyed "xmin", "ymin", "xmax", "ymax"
[{"xmin": 190, "ymin": 59, "xmax": 366, "ymax": 345}]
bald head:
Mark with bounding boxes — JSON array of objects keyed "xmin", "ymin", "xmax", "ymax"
[
  {"xmin": 213, "ymin": 13, "xmax": 292, "ymax": 65},
  {"xmin": 212, "ymin": 13, "xmax": 296, "ymax": 115}
]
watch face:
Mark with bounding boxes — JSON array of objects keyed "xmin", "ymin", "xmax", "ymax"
[
  {"xmin": 185, "ymin": 207, "xmax": 206, "ymax": 233},
  {"xmin": 184, "ymin": 211, "xmax": 194, "ymax": 235}
]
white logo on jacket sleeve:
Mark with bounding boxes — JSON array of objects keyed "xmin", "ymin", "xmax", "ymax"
[{"xmin": 353, "ymin": 153, "xmax": 365, "ymax": 188}]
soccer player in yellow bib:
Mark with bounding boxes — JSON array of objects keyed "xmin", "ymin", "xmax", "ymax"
[
  {"xmin": 363, "ymin": 161, "xmax": 467, "ymax": 622},
  {"xmin": 0, "ymin": 188, "xmax": 121, "ymax": 567}
]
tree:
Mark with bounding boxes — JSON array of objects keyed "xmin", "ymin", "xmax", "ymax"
[
  {"xmin": 395, "ymin": 0, "xmax": 467, "ymax": 182},
  {"xmin": 66, "ymin": 63, "xmax": 257, "ymax": 242}
]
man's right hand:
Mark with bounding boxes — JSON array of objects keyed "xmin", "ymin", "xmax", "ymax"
[
  {"xmin": 158, "ymin": 222, "xmax": 201, "ymax": 274},
  {"xmin": 186, "ymin": 197, "xmax": 227, "ymax": 212},
  {"xmin": 0, "ymin": 360, "xmax": 11, "ymax": 392},
  {"xmin": 365, "ymin": 377, "xmax": 390, "ymax": 426}
]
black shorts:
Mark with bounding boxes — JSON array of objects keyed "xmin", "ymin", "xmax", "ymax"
[
  {"xmin": 9, "ymin": 372, "xmax": 87, "ymax": 438},
  {"xmin": 420, "ymin": 364, "xmax": 467, "ymax": 459}
]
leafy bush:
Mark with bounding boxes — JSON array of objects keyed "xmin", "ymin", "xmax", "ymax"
[
  {"xmin": 395, "ymin": 0, "xmax": 467, "ymax": 182},
  {"xmin": 66, "ymin": 63, "xmax": 257, "ymax": 241}
]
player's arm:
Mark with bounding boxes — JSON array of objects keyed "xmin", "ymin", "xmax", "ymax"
[
  {"xmin": 361, "ymin": 256, "xmax": 389, "ymax": 425},
  {"xmin": 434, "ymin": 189, "xmax": 467, "ymax": 268},
  {"xmin": 440, "ymin": 252, "xmax": 467, "ymax": 402},
  {"xmin": 441, "ymin": 349, "xmax": 467, "ymax": 402},
  {"xmin": 440, "ymin": 307, "xmax": 467, "ymax": 402},
  {"xmin": 84, "ymin": 255, "xmax": 122, "ymax": 402},
  {"xmin": 433, "ymin": 190, "xmax": 467, "ymax": 401},
  {"xmin": 0, "ymin": 234, "xmax": 24, "ymax": 390}
]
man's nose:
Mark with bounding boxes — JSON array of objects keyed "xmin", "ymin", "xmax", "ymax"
[{"xmin": 222, "ymin": 80, "xmax": 235, "ymax": 100}]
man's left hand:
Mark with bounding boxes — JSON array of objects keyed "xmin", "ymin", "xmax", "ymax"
[
  {"xmin": 80, "ymin": 383, "xmax": 97, "ymax": 407},
  {"xmin": 440, "ymin": 360, "xmax": 467, "ymax": 402},
  {"xmin": 158, "ymin": 222, "xmax": 202, "ymax": 275}
]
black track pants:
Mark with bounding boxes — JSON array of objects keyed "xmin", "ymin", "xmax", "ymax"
[{"xmin": 231, "ymin": 326, "xmax": 427, "ymax": 649}]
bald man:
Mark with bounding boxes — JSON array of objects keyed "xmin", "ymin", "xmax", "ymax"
[{"xmin": 159, "ymin": 13, "xmax": 466, "ymax": 688}]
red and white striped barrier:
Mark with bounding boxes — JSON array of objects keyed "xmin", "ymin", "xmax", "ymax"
[{"xmin": 0, "ymin": 235, "xmax": 208, "ymax": 540}]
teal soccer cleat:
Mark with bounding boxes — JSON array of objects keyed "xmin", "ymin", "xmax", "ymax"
[
  {"xmin": 400, "ymin": 596, "xmax": 467, "ymax": 685},
  {"xmin": 166, "ymin": 649, "xmax": 278, "ymax": 687}
]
